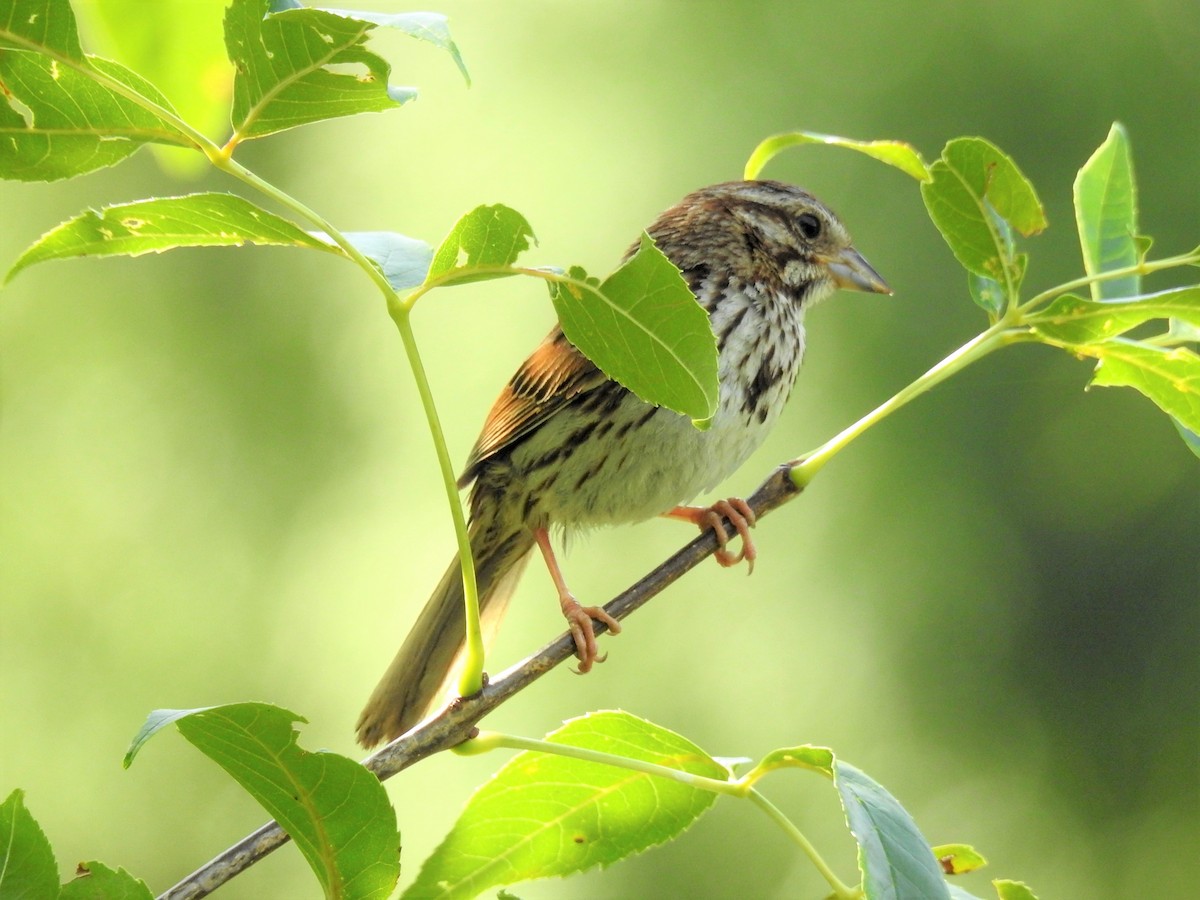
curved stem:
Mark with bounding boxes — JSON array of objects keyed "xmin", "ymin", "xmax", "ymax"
[
  {"xmin": 792, "ymin": 321, "xmax": 1034, "ymax": 487},
  {"xmin": 391, "ymin": 309, "xmax": 484, "ymax": 695},
  {"xmin": 207, "ymin": 160, "xmax": 486, "ymax": 696},
  {"xmin": 1020, "ymin": 249, "xmax": 1200, "ymax": 312},
  {"xmin": 457, "ymin": 731, "xmax": 747, "ymax": 795},
  {"xmin": 458, "ymin": 731, "xmax": 859, "ymax": 898},
  {"xmin": 747, "ymin": 790, "xmax": 860, "ymax": 899}
]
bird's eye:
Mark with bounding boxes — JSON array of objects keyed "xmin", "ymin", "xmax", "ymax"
[{"xmin": 797, "ymin": 212, "xmax": 822, "ymax": 240}]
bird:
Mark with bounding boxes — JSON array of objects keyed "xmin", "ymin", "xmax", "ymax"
[{"xmin": 356, "ymin": 179, "xmax": 890, "ymax": 747}]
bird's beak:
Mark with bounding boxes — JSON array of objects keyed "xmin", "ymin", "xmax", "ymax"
[{"xmin": 825, "ymin": 247, "xmax": 891, "ymax": 295}]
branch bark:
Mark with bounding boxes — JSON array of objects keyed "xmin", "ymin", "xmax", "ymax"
[{"xmin": 157, "ymin": 463, "xmax": 802, "ymax": 900}]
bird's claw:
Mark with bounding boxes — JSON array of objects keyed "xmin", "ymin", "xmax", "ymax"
[{"xmin": 562, "ymin": 599, "xmax": 621, "ymax": 673}]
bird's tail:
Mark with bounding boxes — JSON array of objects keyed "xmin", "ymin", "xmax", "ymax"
[{"xmin": 356, "ymin": 517, "xmax": 533, "ymax": 748}]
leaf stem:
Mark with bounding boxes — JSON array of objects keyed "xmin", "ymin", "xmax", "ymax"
[
  {"xmin": 746, "ymin": 790, "xmax": 860, "ymax": 899},
  {"xmin": 792, "ymin": 320, "xmax": 1032, "ymax": 487},
  {"xmin": 390, "ymin": 308, "xmax": 484, "ymax": 696},
  {"xmin": 458, "ymin": 731, "xmax": 859, "ymax": 897},
  {"xmin": 206, "ymin": 160, "xmax": 486, "ymax": 697},
  {"xmin": 457, "ymin": 731, "xmax": 747, "ymax": 796},
  {"xmin": 1020, "ymin": 250, "xmax": 1200, "ymax": 312}
]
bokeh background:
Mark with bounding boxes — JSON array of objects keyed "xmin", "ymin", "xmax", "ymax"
[{"xmin": 2, "ymin": 1, "xmax": 1197, "ymax": 897}]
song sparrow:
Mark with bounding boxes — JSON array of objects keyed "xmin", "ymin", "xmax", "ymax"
[{"xmin": 357, "ymin": 180, "xmax": 889, "ymax": 747}]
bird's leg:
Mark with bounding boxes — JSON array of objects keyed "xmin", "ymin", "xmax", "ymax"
[
  {"xmin": 533, "ymin": 527, "xmax": 622, "ymax": 673},
  {"xmin": 664, "ymin": 498, "xmax": 757, "ymax": 573}
]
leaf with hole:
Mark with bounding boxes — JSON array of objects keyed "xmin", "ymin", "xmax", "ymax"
[
  {"xmin": 0, "ymin": 0, "xmax": 191, "ymax": 182},
  {"xmin": 7, "ymin": 192, "xmax": 337, "ymax": 281},
  {"xmin": 425, "ymin": 203, "xmax": 536, "ymax": 286},
  {"xmin": 224, "ymin": 0, "xmax": 464, "ymax": 140}
]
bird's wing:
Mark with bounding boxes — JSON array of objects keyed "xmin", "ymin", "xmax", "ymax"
[{"xmin": 458, "ymin": 326, "xmax": 609, "ymax": 487}]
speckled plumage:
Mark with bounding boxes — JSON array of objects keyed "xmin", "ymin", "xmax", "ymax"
[{"xmin": 357, "ymin": 180, "xmax": 888, "ymax": 747}]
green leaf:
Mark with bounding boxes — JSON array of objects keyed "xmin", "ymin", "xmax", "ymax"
[
  {"xmin": 743, "ymin": 131, "xmax": 930, "ymax": 182},
  {"xmin": 0, "ymin": 38, "xmax": 191, "ymax": 181},
  {"xmin": 920, "ymin": 138, "xmax": 1044, "ymax": 303},
  {"xmin": 1073, "ymin": 123, "xmax": 1140, "ymax": 300},
  {"xmin": 125, "ymin": 703, "xmax": 400, "ymax": 900},
  {"xmin": 226, "ymin": 0, "xmax": 431, "ymax": 140},
  {"xmin": 993, "ymin": 880, "xmax": 1040, "ymax": 900},
  {"xmin": 0, "ymin": 0, "xmax": 84, "ymax": 58},
  {"xmin": 405, "ymin": 711, "xmax": 728, "ymax": 900},
  {"xmin": 425, "ymin": 204, "xmax": 536, "ymax": 285},
  {"xmin": 341, "ymin": 231, "xmax": 434, "ymax": 291},
  {"xmin": 947, "ymin": 887, "xmax": 984, "ymax": 900},
  {"xmin": 1081, "ymin": 338, "xmax": 1200, "ymax": 433},
  {"xmin": 322, "ymin": 10, "xmax": 469, "ymax": 85},
  {"xmin": 0, "ymin": 789, "xmax": 60, "ymax": 900},
  {"xmin": 7, "ymin": 193, "xmax": 336, "ymax": 281},
  {"xmin": 1031, "ymin": 287, "xmax": 1200, "ymax": 344},
  {"xmin": 550, "ymin": 234, "xmax": 720, "ymax": 422},
  {"xmin": 835, "ymin": 761, "xmax": 950, "ymax": 900},
  {"xmin": 59, "ymin": 862, "xmax": 154, "ymax": 900},
  {"xmin": 931, "ymin": 843, "xmax": 988, "ymax": 876},
  {"xmin": 967, "ymin": 272, "xmax": 1006, "ymax": 318}
]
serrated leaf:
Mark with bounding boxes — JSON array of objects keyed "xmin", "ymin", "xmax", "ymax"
[
  {"xmin": 7, "ymin": 193, "xmax": 336, "ymax": 281},
  {"xmin": 835, "ymin": 761, "xmax": 949, "ymax": 900},
  {"xmin": 0, "ymin": 789, "xmax": 60, "ymax": 900},
  {"xmin": 993, "ymin": 880, "xmax": 1040, "ymax": 900},
  {"xmin": 226, "ymin": 0, "xmax": 428, "ymax": 141},
  {"xmin": 550, "ymin": 234, "xmax": 719, "ymax": 421},
  {"xmin": 743, "ymin": 131, "xmax": 930, "ymax": 182},
  {"xmin": 932, "ymin": 843, "xmax": 988, "ymax": 876},
  {"xmin": 921, "ymin": 138, "xmax": 1044, "ymax": 303},
  {"xmin": 1080, "ymin": 338, "xmax": 1200, "ymax": 433},
  {"xmin": 340, "ymin": 231, "xmax": 434, "ymax": 291},
  {"xmin": 60, "ymin": 862, "xmax": 154, "ymax": 900},
  {"xmin": 125, "ymin": 703, "xmax": 400, "ymax": 900},
  {"xmin": 0, "ymin": 31, "xmax": 191, "ymax": 182},
  {"xmin": 1074, "ymin": 123, "xmax": 1140, "ymax": 300},
  {"xmin": 405, "ymin": 711, "xmax": 728, "ymax": 900},
  {"xmin": 425, "ymin": 204, "xmax": 536, "ymax": 285},
  {"xmin": 1031, "ymin": 286, "xmax": 1200, "ymax": 344}
]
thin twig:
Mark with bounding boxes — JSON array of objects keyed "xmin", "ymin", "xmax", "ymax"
[{"xmin": 156, "ymin": 464, "xmax": 801, "ymax": 900}]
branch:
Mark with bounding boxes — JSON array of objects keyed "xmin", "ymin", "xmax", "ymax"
[{"xmin": 155, "ymin": 463, "xmax": 802, "ymax": 900}]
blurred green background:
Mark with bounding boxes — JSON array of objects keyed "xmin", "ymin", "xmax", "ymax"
[{"xmin": 2, "ymin": 1, "xmax": 1197, "ymax": 897}]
